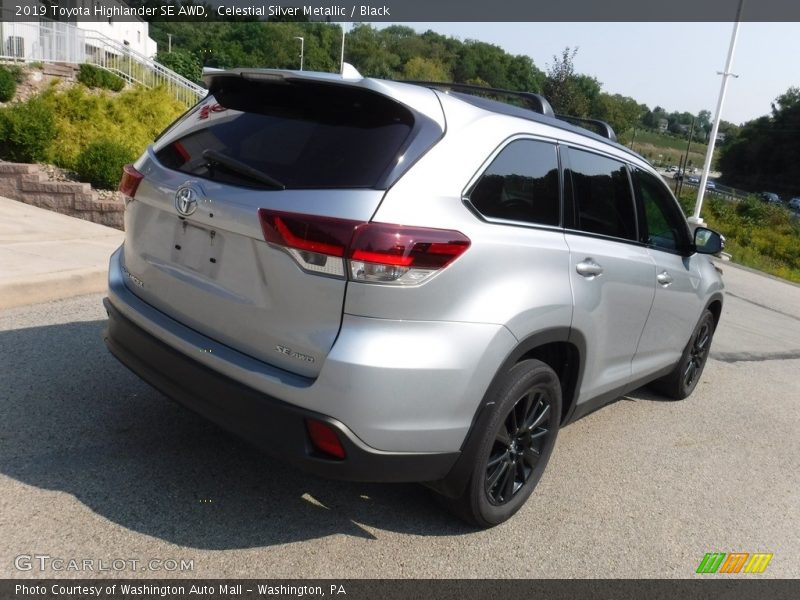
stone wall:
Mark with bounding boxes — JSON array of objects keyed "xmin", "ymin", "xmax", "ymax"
[{"xmin": 0, "ymin": 162, "xmax": 124, "ymax": 229}]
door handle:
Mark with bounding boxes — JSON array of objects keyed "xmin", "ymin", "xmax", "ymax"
[
  {"xmin": 576, "ymin": 259, "xmax": 604, "ymax": 278},
  {"xmin": 657, "ymin": 271, "xmax": 674, "ymax": 286}
]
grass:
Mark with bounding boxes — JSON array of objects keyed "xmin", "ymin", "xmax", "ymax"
[
  {"xmin": 676, "ymin": 189, "xmax": 800, "ymax": 283},
  {"xmin": 622, "ymin": 128, "xmax": 717, "ymax": 171}
]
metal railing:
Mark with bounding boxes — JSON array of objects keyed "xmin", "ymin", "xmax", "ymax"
[{"xmin": 0, "ymin": 19, "xmax": 205, "ymax": 105}]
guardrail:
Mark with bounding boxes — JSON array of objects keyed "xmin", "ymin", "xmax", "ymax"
[{"xmin": 0, "ymin": 19, "xmax": 205, "ymax": 106}]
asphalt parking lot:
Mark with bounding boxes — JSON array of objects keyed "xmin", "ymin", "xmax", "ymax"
[{"xmin": 0, "ymin": 261, "xmax": 798, "ymax": 579}]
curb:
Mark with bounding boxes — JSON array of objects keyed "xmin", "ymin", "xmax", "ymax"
[{"xmin": 0, "ymin": 267, "xmax": 109, "ymax": 310}]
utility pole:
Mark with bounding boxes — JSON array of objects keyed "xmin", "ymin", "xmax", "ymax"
[
  {"xmin": 294, "ymin": 37, "xmax": 304, "ymax": 71},
  {"xmin": 690, "ymin": 0, "xmax": 744, "ymax": 226},
  {"xmin": 677, "ymin": 117, "xmax": 696, "ymax": 197},
  {"xmin": 168, "ymin": 34, "xmax": 172, "ymax": 54}
]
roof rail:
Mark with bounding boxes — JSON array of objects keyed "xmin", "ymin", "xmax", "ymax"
[
  {"xmin": 401, "ymin": 80, "xmax": 620, "ymax": 143},
  {"xmin": 554, "ymin": 114, "xmax": 617, "ymax": 142},
  {"xmin": 401, "ymin": 80, "xmax": 554, "ymax": 117}
]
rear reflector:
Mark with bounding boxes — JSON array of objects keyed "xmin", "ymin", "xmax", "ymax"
[
  {"xmin": 118, "ymin": 164, "xmax": 144, "ymax": 198},
  {"xmin": 258, "ymin": 209, "xmax": 470, "ymax": 284},
  {"xmin": 305, "ymin": 419, "xmax": 346, "ymax": 460}
]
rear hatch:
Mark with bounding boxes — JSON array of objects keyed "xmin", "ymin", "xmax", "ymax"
[{"xmin": 121, "ymin": 71, "xmax": 443, "ymax": 377}]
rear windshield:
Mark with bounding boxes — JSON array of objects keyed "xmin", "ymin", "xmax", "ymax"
[{"xmin": 155, "ymin": 78, "xmax": 415, "ymax": 189}]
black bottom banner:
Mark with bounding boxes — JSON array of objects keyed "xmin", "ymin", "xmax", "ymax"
[{"xmin": 2, "ymin": 579, "xmax": 799, "ymax": 600}]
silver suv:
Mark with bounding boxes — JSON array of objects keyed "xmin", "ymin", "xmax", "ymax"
[{"xmin": 104, "ymin": 68, "xmax": 724, "ymax": 527}]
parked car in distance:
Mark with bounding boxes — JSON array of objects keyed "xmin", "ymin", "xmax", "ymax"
[
  {"xmin": 687, "ymin": 176, "xmax": 700, "ymax": 184},
  {"xmin": 788, "ymin": 197, "xmax": 800, "ymax": 211},
  {"xmin": 105, "ymin": 68, "xmax": 725, "ymax": 527},
  {"xmin": 706, "ymin": 181, "xmax": 716, "ymax": 190},
  {"xmin": 760, "ymin": 192, "xmax": 782, "ymax": 204}
]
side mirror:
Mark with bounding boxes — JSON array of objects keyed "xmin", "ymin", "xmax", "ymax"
[{"xmin": 694, "ymin": 227, "xmax": 723, "ymax": 255}]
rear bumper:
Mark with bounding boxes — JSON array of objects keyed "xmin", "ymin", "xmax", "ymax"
[{"xmin": 103, "ymin": 297, "xmax": 459, "ymax": 483}]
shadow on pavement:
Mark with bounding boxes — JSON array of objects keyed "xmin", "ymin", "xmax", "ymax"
[{"xmin": 0, "ymin": 320, "xmax": 474, "ymax": 550}]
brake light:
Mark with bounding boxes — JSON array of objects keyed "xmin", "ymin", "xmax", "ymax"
[
  {"xmin": 118, "ymin": 164, "xmax": 143, "ymax": 198},
  {"xmin": 348, "ymin": 223, "xmax": 470, "ymax": 285},
  {"xmin": 258, "ymin": 209, "xmax": 360, "ymax": 277},
  {"xmin": 305, "ymin": 419, "xmax": 346, "ymax": 460},
  {"xmin": 258, "ymin": 209, "xmax": 470, "ymax": 284}
]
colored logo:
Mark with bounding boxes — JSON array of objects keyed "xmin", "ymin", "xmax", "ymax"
[{"xmin": 696, "ymin": 552, "xmax": 773, "ymax": 574}]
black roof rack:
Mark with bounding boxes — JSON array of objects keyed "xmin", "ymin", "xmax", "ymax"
[
  {"xmin": 401, "ymin": 80, "xmax": 618, "ymax": 143},
  {"xmin": 555, "ymin": 114, "xmax": 617, "ymax": 142},
  {"xmin": 401, "ymin": 80, "xmax": 554, "ymax": 117}
]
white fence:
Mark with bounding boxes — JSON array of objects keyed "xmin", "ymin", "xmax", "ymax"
[{"xmin": 0, "ymin": 19, "xmax": 205, "ymax": 106}]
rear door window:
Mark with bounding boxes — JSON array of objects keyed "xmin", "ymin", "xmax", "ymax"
[
  {"xmin": 155, "ymin": 79, "xmax": 415, "ymax": 189},
  {"xmin": 566, "ymin": 148, "xmax": 638, "ymax": 241}
]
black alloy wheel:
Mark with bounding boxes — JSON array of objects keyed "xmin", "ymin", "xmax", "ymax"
[
  {"xmin": 437, "ymin": 359, "xmax": 562, "ymax": 527},
  {"xmin": 485, "ymin": 389, "xmax": 551, "ymax": 505},
  {"xmin": 683, "ymin": 318, "xmax": 712, "ymax": 390}
]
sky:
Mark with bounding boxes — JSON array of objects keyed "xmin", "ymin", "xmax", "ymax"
[{"xmin": 374, "ymin": 22, "xmax": 800, "ymax": 125}]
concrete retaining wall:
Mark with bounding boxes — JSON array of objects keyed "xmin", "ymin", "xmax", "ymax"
[{"xmin": 0, "ymin": 162, "xmax": 124, "ymax": 229}]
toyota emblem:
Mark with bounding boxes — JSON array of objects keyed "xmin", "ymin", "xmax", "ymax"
[{"xmin": 174, "ymin": 187, "xmax": 198, "ymax": 217}]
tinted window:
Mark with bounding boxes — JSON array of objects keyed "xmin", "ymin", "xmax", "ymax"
[
  {"xmin": 155, "ymin": 80, "xmax": 414, "ymax": 189},
  {"xmin": 634, "ymin": 169, "xmax": 690, "ymax": 252},
  {"xmin": 568, "ymin": 149, "xmax": 637, "ymax": 241},
  {"xmin": 468, "ymin": 140, "xmax": 560, "ymax": 226}
]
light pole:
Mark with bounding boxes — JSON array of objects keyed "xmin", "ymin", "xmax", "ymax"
[
  {"xmin": 690, "ymin": 0, "xmax": 744, "ymax": 227},
  {"xmin": 339, "ymin": 23, "xmax": 346, "ymax": 73},
  {"xmin": 294, "ymin": 36, "xmax": 304, "ymax": 71}
]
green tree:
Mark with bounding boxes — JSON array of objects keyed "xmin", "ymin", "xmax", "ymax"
[
  {"xmin": 543, "ymin": 47, "xmax": 592, "ymax": 116},
  {"xmin": 718, "ymin": 87, "xmax": 800, "ymax": 196},
  {"xmin": 156, "ymin": 48, "xmax": 202, "ymax": 83},
  {"xmin": 596, "ymin": 93, "xmax": 645, "ymax": 136},
  {"xmin": 402, "ymin": 57, "xmax": 450, "ymax": 81}
]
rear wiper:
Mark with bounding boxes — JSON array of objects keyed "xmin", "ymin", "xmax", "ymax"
[{"xmin": 202, "ymin": 149, "xmax": 285, "ymax": 190}]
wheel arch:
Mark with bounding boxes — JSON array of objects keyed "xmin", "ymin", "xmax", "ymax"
[
  {"xmin": 705, "ymin": 293, "xmax": 724, "ymax": 329},
  {"xmin": 427, "ymin": 327, "xmax": 585, "ymax": 498}
]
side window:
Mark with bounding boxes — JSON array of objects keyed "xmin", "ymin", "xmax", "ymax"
[
  {"xmin": 633, "ymin": 169, "xmax": 690, "ymax": 252},
  {"xmin": 568, "ymin": 149, "xmax": 637, "ymax": 241},
  {"xmin": 468, "ymin": 139, "xmax": 560, "ymax": 227}
]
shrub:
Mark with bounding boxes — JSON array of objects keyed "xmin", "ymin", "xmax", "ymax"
[
  {"xmin": 74, "ymin": 138, "xmax": 137, "ymax": 189},
  {"xmin": 7, "ymin": 64, "xmax": 25, "ymax": 83},
  {"xmin": 38, "ymin": 84, "xmax": 184, "ymax": 170},
  {"xmin": 77, "ymin": 64, "xmax": 125, "ymax": 92},
  {"xmin": 0, "ymin": 66, "xmax": 16, "ymax": 102},
  {"xmin": 0, "ymin": 97, "xmax": 56, "ymax": 161}
]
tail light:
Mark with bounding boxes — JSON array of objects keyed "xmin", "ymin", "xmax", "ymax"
[
  {"xmin": 258, "ymin": 210, "xmax": 360, "ymax": 277},
  {"xmin": 348, "ymin": 223, "xmax": 470, "ymax": 285},
  {"xmin": 258, "ymin": 209, "xmax": 470, "ymax": 285},
  {"xmin": 119, "ymin": 164, "xmax": 144, "ymax": 198}
]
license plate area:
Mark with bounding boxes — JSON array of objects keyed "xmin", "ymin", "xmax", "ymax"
[{"xmin": 170, "ymin": 219, "xmax": 225, "ymax": 277}]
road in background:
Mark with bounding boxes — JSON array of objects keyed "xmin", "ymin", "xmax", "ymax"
[{"xmin": 0, "ymin": 262, "xmax": 798, "ymax": 578}]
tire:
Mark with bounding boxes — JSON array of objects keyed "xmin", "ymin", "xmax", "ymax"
[
  {"xmin": 438, "ymin": 359, "xmax": 561, "ymax": 528},
  {"xmin": 651, "ymin": 309, "xmax": 716, "ymax": 400}
]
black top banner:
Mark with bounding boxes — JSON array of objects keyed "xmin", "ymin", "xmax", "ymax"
[{"xmin": 2, "ymin": 0, "xmax": 800, "ymax": 22}]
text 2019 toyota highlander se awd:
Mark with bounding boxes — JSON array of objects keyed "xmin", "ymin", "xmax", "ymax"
[{"xmin": 104, "ymin": 68, "xmax": 724, "ymax": 527}]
